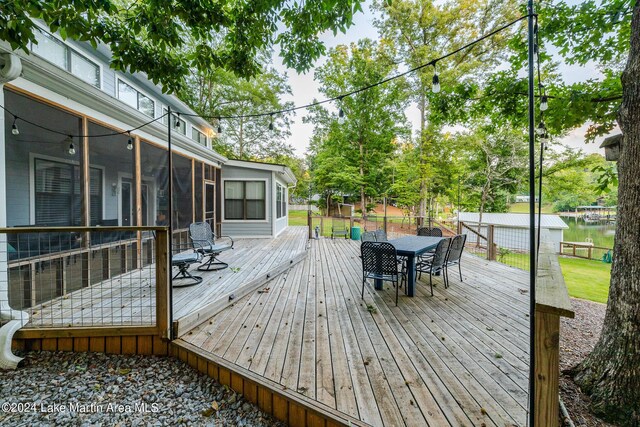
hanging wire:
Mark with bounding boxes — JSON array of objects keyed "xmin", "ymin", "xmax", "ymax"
[
  {"xmin": 177, "ymin": 14, "xmax": 531, "ymax": 120},
  {"xmin": 0, "ymin": 105, "xmax": 169, "ymax": 138}
]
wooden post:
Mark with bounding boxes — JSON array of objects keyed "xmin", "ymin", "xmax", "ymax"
[
  {"xmin": 308, "ymin": 210, "xmax": 312, "ymax": 239},
  {"xmin": 155, "ymin": 228, "xmax": 170, "ymax": 339},
  {"xmin": 487, "ymin": 225, "xmax": 496, "ymax": 261},
  {"xmin": 383, "ymin": 215, "xmax": 388, "ymax": 234},
  {"xmin": 535, "ymin": 310, "xmax": 561, "ymax": 427},
  {"xmin": 80, "ymin": 117, "xmax": 91, "ymax": 287},
  {"xmin": 135, "ymin": 136, "xmax": 143, "ymax": 268}
]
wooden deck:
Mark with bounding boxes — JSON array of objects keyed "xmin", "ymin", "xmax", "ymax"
[
  {"xmin": 25, "ymin": 227, "xmax": 308, "ymax": 331},
  {"xmin": 177, "ymin": 238, "xmax": 530, "ymax": 427}
]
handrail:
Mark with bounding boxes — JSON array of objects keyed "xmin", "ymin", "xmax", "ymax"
[
  {"xmin": 0, "ymin": 226, "xmax": 168, "ymax": 234},
  {"xmin": 535, "ymin": 229, "xmax": 575, "ymax": 427},
  {"xmin": 459, "ymin": 221, "xmax": 489, "ymax": 241}
]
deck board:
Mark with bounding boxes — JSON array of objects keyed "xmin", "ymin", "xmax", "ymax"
[
  {"xmin": 180, "ymin": 237, "xmax": 530, "ymax": 426},
  {"xmin": 24, "ymin": 227, "xmax": 308, "ymax": 329}
]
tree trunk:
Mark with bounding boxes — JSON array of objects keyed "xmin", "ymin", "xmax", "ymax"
[
  {"xmin": 418, "ymin": 93, "xmax": 428, "ymax": 221},
  {"xmin": 573, "ymin": 4, "xmax": 640, "ymax": 425}
]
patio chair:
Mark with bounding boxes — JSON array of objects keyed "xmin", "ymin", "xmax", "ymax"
[
  {"xmin": 361, "ymin": 241, "xmax": 405, "ymax": 306},
  {"xmin": 444, "ymin": 234, "xmax": 467, "ymax": 285},
  {"xmin": 374, "ymin": 229, "xmax": 388, "ymax": 242},
  {"xmin": 416, "ymin": 238, "xmax": 451, "ymax": 296},
  {"xmin": 360, "ymin": 231, "xmax": 377, "ymax": 242},
  {"xmin": 417, "ymin": 226, "xmax": 443, "ymax": 237},
  {"xmin": 189, "ymin": 222, "xmax": 234, "ymax": 271},
  {"xmin": 171, "ymin": 246, "xmax": 203, "ymax": 287},
  {"xmin": 331, "ymin": 217, "xmax": 349, "ymax": 239}
]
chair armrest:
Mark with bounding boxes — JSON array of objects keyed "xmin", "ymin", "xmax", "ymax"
[{"xmin": 216, "ymin": 235, "xmax": 234, "ymax": 249}]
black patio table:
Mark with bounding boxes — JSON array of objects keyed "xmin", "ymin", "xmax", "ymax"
[{"xmin": 383, "ymin": 236, "xmax": 446, "ymax": 297}]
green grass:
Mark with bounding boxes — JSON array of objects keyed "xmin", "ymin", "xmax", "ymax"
[
  {"xmin": 508, "ymin": 202, "xmax": 554, "ymax": 214},
  {"xmin": 558, "ymin": 256, "xmax": 611, "ymax": 304},
  {"xmin": 288, "ymin": 210, "xmax": 309, "ymax": 226},
  {"xmin": 496, "ymin": 251, "xmax": 611, "ymax": 304}
]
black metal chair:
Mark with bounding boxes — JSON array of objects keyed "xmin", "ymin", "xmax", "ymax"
[
  {"xmin": 361, "ymin": 241, "xmax": 405, "ymax": 306},
  {"xmin": 416, "ymin": 238, "xmax": 451, "ymax": 296},
  {"xmin": 417, "ymin": 226, "xmax": 443, "ymax": 237},
  {"xmin": 360, "ymin": 231, "xmax": 377, "ymax": 242},
  {"xmin": 189, "ymin": 222, "xmax": 234, "ymax": 271},
  {"xmin": 171, "ymin": 247, "xmax": 202, "ymax": 287},
  {"xmin": 444, "ymin": 234, "xmax": 467, "ymax": 285},
  {"xmin": 374, "ymin": 229, "xmax": 388, "ymax": 242}
]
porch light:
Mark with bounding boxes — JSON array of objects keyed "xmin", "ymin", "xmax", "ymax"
[
  {"xmin": 11, "ymin": 117, "xmax": 19, "ymax": 135},
  {"xmin": 540, "ymin": 95, "xmax": 548, "ymax": 111}
]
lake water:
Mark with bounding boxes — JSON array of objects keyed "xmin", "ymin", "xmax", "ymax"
[{"xmin": 562, "ymin": 217, "xmax": 615, "ymax": 249}]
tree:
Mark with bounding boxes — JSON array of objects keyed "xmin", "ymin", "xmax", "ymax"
[
  {"xmin": 184, "ymin": 68, "xmax": 295, "ymax": 160},
  {"xmin": 306, "ymin": 39, "xmax": 410, "ymax": 214},
  {"xmin": 1, "ymin": 0, "xmax": 366, "ymax": 93},
  {"xmin": 568, "ymin": 3, "xmax": 640, "ymax": 424},
  {"xmin": 373, "ymin": 0, "xmax": 518, "ymax": 218}
]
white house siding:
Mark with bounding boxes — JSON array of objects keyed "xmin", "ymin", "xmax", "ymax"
[{"xmin": 220, "ymin": 166, "xmax": 273, "ymax": 238}]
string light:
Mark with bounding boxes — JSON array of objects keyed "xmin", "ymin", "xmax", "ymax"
[
  {"xmin": 540, "ymin": 132, "xmax": 549, "ymax": 145},
  {"xmin": 65, "ymin": 136, "xmax": 75, "ymax": 155},
  {"xmin": 338, "ymin": 97, "xmax": 345, "ymax": 124},
  {"xmin": 269, "ymin": 114, "xmax": 274, "ymax": 131},
  {"xmin": 217, "ymin": 118, "xmax": 222, "ymax": 134},
  {"xmin": 432, "ymin": 62, "xmax": 441, "ymax": 94},
  {"xmin": 536, "ymin": 121, "xmax": 546, "ymax": 136},
  {"xmin": 127, "ymin": 132, "xmax": 133, "ymax": 150},
  {"xmin": 540, "ymin": 94, "xmax": 548, "ymax": 111},
  {"xmin": 174, "ymin": 113, "xmax": 181, "ymax": 128},
  {"xmin": 11, "ymin": 116, "xmax": 19, "ymax": 135}
]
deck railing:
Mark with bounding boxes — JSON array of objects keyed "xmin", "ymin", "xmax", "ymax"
[
  {"xmin": 535, "ymin": 230, "xmax": 575, "ymax": 427},
  {"xmin": 560, "ymin": 241, "xmax": 612, "ymax": 262},
  {"xmin": 0, "ymin": 226, "xmax": 170, "ymax": 338}
]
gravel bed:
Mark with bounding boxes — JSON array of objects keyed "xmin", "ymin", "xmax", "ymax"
[
  {"xmin": 0, "ymin": 351, "xmax": 286, "ymax": 427},
  {"xmin": 559, "ymin": 297, "xmax": 616, "ymax": 427}
]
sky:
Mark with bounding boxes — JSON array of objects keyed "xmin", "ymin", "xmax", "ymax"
[{"xmin": 272, "ymin": 1, "xmax": 611, "ymax": 158}]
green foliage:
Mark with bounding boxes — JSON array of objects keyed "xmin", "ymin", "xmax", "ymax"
[
  {"xmin": 306, "ymin": 39, "xmax": 410, "ymax": 210},
  {"xmin": 1, "ymin": 0, "xmax": 366, "ymax": 93}
]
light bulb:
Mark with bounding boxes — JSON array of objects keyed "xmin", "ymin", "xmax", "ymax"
[
  {"xmin": 269, "ymin": 114, "xmax": 274, "ymax": 131},
  {"xmin": 217, "ymin": 124, "xmax": 222, "ymax": 134},
  {"xmin": 540, "ymin": 95, "xmax": 548, "ymax": 111},
  {"xmin": 68, "ymin": 143, "xmax": 76, "ymax": 155},
  {"xmin": 11, "ymin": 117, "xmax": 19, "ymax": 135},
  {"xmin": 536, "ymin": 122, "xmax": 546, "ymax": 136},
  {"xmin": 174, "ymin": 115, "xmax": 180, "ymax": 128},
  {"xmin": 432, "ymin": 73, "xmax": 441, "ymax": 94},
  {"xmin": 127, "ymin": 138, "xmax": 133, "ymax": 150},
  {"xmin": 540, "ymin": 133, "xmax": 549, "ymax": 144},
  {"xmin": 338, "ymin": 108, "xmax": 345, "ymax": 124}
]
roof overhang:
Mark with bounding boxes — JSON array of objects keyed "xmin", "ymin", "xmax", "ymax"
[{"xmin": 225, "ymin": 159, "xmax": 297, "ymax": 185}]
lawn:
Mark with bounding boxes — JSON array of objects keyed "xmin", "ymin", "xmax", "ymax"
[
  {"xmin": 558, "ymin": 256, "xmax": 610, "ymax": 304},
  {"xmin": 495, "ymin": 252, "xmax": 610, "ymax": 303},
  {"xmin": 508, "ymin": 202, "xmax": 554, "ymax": 214},
  {"xmin": 288, "ymin": 210, "xmax": 309, "ymax": 226}
]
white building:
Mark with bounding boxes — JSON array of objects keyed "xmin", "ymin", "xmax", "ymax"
[{"xmin": 457, "ymin": 212, "xmax": 568, "ymax": 252}]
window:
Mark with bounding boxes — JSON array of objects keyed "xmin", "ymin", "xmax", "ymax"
[
  {"xmin": 224, "ymin": 181, "xmax": 266, "ymax": 220},
  {"xmin": 192, "ymin": 128, "xmax": 207, "ymax": 145},
  {"xmin": 31, "ymin": 29, "xmax": 100, "ymax": 88},
  {"xmin": 118, "ymin": 79, "xmax": 155, "ymax": 117},
  {"xmin": 34, "ymin": 158, "xmax": 102, "ymax": 226},
  {"xmin": 276, "ymin": 184, "xmax": 287, "ymax": 218}
]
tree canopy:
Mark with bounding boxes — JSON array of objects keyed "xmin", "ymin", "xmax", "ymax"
[{"xmin": 1, "ymin": 0, "xmax": 366, "ymax": 93}]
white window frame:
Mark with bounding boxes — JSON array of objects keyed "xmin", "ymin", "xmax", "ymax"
[
  {"xmin": 192, "ymin": 127, "xmax": 207, "ymax": 146},
  {"xmin": 221, "ymin": 178, "xmax": 269, "ymax": 223},
  {"xmin": 29, "ymin": 153, "xmax": 106, "ymax": 224},
  {"xmin": 117, "ymin": 77, "xmax": 155, "ymax": 118},
  {"xmin": 30, "ymin": 27, "xmax": 102, "ymax": 89}
]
